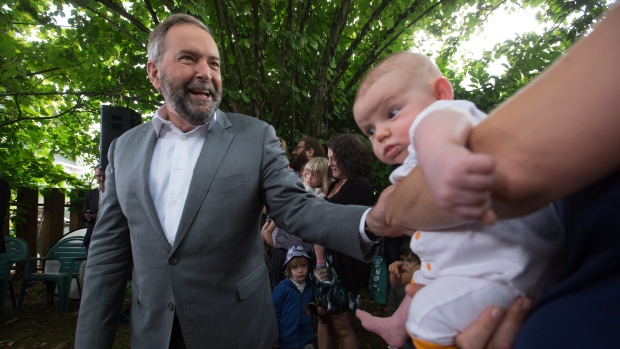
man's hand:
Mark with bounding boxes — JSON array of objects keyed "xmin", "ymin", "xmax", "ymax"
[
  {"xmin": 366, "ymin": 185, "xmax": 406, "ymax": 238},
  {"xmin": 404, "ymin": 284, "xmax": 532, "ymax": 348},
  {"xmin": 454, "ymin": 297, "xmax": 532, "ymax": 349},
  {"xmin": 84, "ymin": 210, "xmax": 97, "ymax": 221}
]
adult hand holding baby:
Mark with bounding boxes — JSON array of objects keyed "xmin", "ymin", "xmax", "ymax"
[{"xmin": 404, "ymin": 284, "xmax": 533, "ymax": 349}]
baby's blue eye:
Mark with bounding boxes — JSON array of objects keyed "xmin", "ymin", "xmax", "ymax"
[
  {"xmin": 388, "ymin": 109, "xmax": 399, "ymax": 118},
  {"xmin": 368, "ymin": 128, "xmax": 375, "ymax": 137}
]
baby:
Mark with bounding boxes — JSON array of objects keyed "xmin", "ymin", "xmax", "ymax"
[{"xmin": 353, "ymin": 52, "xmax": 564, "ymax": 349}]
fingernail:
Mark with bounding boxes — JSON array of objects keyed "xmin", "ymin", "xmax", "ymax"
[{"xmin": 491, "ymin": 307, "xmax": 505, "ymax": 320}]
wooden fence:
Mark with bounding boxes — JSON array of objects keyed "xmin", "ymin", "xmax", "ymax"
[{"xmin": 2, "ymin": 188, "xmax": 88, "ymax": 270}]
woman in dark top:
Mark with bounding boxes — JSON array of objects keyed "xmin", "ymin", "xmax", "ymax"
[{"xmin": 316, "ymin": 133, "xmax": 374, "ymax": 349}]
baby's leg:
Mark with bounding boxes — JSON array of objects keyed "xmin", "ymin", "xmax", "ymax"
[{"xmin": 356, "ymin": 295, "xmax": 412, "ymax": 348}]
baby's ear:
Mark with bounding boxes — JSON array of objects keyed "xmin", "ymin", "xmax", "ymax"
[{"xmin": 432, "ymin": 77, "xmax": 454, "ymax": 101}]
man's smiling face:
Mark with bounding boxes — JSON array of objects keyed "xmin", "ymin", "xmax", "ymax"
[{"xmin": 148, "ymin": 23, "xmax": 223, "ymax": 127}]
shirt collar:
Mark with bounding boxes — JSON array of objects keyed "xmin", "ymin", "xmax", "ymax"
[{"xmin": 151, "ymin": 104, "xmax": 217, "ymax": 137}]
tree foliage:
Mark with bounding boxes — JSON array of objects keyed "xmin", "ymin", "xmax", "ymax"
[{"xmin": 0, "ymin": 0, "xmax": 609, "ymax": 193}]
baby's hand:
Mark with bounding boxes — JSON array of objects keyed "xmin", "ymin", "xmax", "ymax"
[{"xmin": 421, "ymin": 143, "xmax": 496, "ymax": 225}]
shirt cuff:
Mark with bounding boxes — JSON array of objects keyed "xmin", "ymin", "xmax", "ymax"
[{"xmin": 359, "ymin": 208, "xmax": 379, "ymax": 244}]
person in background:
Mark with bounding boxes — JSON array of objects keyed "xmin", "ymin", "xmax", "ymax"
[
  {"xmin": 278, "ymin": 137, "xmax": 290, "ymax": 159},
  {"xmin": 300, "ymin": 157, "xmax": 333, "ymax": 284},
  {"xmin": 81, "ymin": 165, "xmax": 105, "ymax": 250},
  {"xmin": 386, "ymin": 241, "xmax": 419, "ymax": 349},
  {"xmin": 272, "ymin": 246, "xmax": 323, "ymax": 349},
  {"xmin": 316, "ymin": 133, "xmax": 374, "ymax": 349},
  {"xmin": 290, "ymin": 137, "xmax": 326, "ymax": 176}
]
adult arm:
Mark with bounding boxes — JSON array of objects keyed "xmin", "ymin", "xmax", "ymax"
[
  {"xmin": 82, "ymin": 190, "xmax": 98, "ymax": 222},
  {"xmin": 386, "ymin": 5, "xmax": 620, "ymax": 229},
  {"xmin": 261, "ymin": 126, "xmax": 379, "ymax": 261},
  {"xmin": 81, "ymin": 191, "xmax": 90, "ymax": 222},
  {"xmin": 75, "ymin": 139, "xmax": 132, "ymax": 349}
]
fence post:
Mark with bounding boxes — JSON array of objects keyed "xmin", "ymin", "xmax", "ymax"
[
  {"xmin": 41, "ymin": 188, "xmax": 64, "ymax": 256},
  {"xmin": 70, "ymin": 189, "xmax": 87, "ymax": 231},
  {"xmin": 15, "ymin": 187, "xmax": 39, "ymax": 277}
]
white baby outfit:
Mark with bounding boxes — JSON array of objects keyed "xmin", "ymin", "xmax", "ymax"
[{"xmin": 391, "ymin": 100, "xmax": 564, "ymax": 346}]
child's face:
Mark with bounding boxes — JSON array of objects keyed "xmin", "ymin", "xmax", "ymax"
[
  {"xmin": 303, "ymin": 169, "xmax": 322, "ymax": 188},
  {"xmin": 289, "ymin": 262, "xmax": 309, "ymax": 283},
  {"xmin": 354, "ymin": 70, "xmax": 436, "ymax": 165}
]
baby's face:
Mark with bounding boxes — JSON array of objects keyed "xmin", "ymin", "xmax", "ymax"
[{"xmin": 354, "ymin": 70, "xmax": 435, "ymax": 165}]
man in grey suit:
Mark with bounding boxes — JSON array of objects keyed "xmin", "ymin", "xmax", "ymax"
[{"xmin": 75, "ymin": 14, "xmax": 389, "ymax": 349}]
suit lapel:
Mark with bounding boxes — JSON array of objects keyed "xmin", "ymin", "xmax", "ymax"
[
  {"xmin": 130, "ymin": 124, "xmax": 170, "ymax": 248},
  {"xmin": 172, "ymin": 110, "xmax": 234, "ymax": 249}
]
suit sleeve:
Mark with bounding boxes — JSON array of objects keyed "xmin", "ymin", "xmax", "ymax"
[
  {"xmin": 259, "ymin": 125, "xmax": 378, "ymax": 262},
  {"xmin": 75, "ymin": 138, "xmax": 133, "ymax": 349}
]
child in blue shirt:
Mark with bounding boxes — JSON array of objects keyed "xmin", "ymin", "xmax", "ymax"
[{"xmin": 272, "ymin": 246, "xmax": 324, "ymax": 349}]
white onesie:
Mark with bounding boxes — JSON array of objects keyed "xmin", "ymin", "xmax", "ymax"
[{"xmin": 391, "ymin": 100, "xmax": 564, "ymax": 346}]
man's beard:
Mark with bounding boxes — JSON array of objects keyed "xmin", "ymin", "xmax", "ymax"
[
  {"xmin": 290, "ymin": 151, "xmax": 309, "ymax": 173},
  {"xmin": 160, "ymin": 69, "xmax": 222, "ymax": 126}
]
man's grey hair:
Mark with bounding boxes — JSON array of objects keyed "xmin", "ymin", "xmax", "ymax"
[{"xmin": 147, "ymin": 14, "xmax": 213, "ymax": 64}]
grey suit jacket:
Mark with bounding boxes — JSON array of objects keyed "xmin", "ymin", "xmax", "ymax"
[{"xmin": 75, "ymin": 110, "xmax": 376, "ymax": 349}]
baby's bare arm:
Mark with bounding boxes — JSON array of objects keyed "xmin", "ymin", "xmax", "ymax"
[{"xmin": 415, "ymin": 109, "xmax": 496, "ymax": 224}]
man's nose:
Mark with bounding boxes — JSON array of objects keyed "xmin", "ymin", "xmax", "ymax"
[{"xmin": 195, "ymin": 60, "xmax": 212, "ymax": 80}]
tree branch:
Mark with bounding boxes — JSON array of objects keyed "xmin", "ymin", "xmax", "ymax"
[
  {"xmin": 144, "ymin": 0, "xmax": 160, "ymax": 25},
  {"xmin": 68, "ymin": 0, "xmax": 146, "ymax": 47},
  {"xmin": 93, "ymin": 0, "xmax": 151, "ymax": 33},
  {"xmin": 343, "ymin": 0, "xmax": 444, "ymax": 95}
]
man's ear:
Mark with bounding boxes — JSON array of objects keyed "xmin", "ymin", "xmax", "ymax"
[
  {"xmin": 306, "ymin": 148, "xmax": 315, "ymax": 158},
  {"xmin": 147, "ymin": 60, "xmax": 162, "ymax": 92},
  {"xmin": 431, "ymin": 77, "xmax": 454, "ymax": 101}
]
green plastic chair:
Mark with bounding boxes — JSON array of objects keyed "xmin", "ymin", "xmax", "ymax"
[
  {"xmin": 1, "ymin": 236, "xmax": 28, "ymax": 317},
  {"xmin": 18, "ymin": 236, "xmax": 86, "ymax": 314}
]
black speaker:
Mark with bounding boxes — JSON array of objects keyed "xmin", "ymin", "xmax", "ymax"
[{"xmin": 100, "ymin": 105, "xmax": 142, "ymax": 169}]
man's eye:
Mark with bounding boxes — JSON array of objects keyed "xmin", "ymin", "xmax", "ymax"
[
  {"xmin": 180, "ymin": 56, "xmax": 194, "ymax": 61},
  {"xmin": 388, "ymin": 109, "xmax": 399, "ymax": 118},
  {"xmin": 210, "ymin": 61, "xmax": 220, "ymax": 69}
]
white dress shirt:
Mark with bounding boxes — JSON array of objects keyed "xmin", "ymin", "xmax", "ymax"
[
  {"xmin": 96, "ymin": 188, "xmax": 105, "ymax": 223},
  {"xmin": 149, "ymin": 105, "xmax": 215, "ymax": 245}
]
